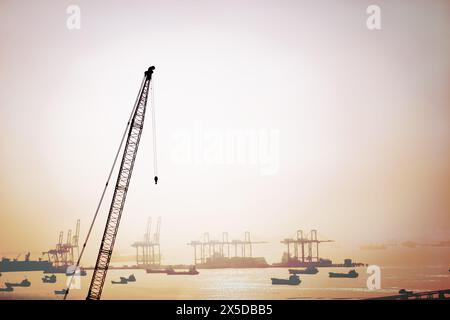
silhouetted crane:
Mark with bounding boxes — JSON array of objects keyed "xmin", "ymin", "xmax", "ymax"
[{"xmin": 86, "ymin": 67, "xmax": 156, "ymax": 300}]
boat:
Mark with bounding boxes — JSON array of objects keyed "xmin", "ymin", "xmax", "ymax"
[
  {"xmin": 42, "ymin": 265, "xmax": 87, "ymax": 276},
  {"xmin": 329, "ymin": 269, "xmax": 359, "ymax": 278},
  {"xmin": 273, "ymin": 257, "xmax": 366, "ymax": 268},
  {"xmin": 399, "ymin": 289, "xmax": 413, "ymax": 296},
  {"xmin": 5, "ymin": 278, "xmax": 31, "ymax": 287},
  {"xmin": 0, "ymin": 253, "xmax": 53, "ymax": 273},
  {"xmin": 54, "ymin": 289, "xmax": 67, "ymax": 295},
  {"xmin": 65, "ymin": 268, "xmax": 87, "ymax": 276},
  {"xmin": 146, "ymin": 268, "xmax": 169, "ymax": 274},
  {"xmin": 117, "ymin": 275, "xmax": 136, "ymax": 282},
  {"xmin": 166, "ymin": 266, "xmax": 199, "ymax": 275},
  {"xmin": 195, "ymin": 254, "xmax": 270, "ymax": 269},
  {"xmin": 42, "ymin": 274, "xmax": 57, "ymax": 283},
  {"xmin": 271, "ymin": 274, "xmax": 301, "ymax": 285},
  {"xmin": 0, "ymin": 286, "xmax": 14, "ymax": 292},
  {"xmin": 289, "ymin": 266, "xmax": 319, "ymax": 275},
  {"xmin": 273, "ymin": 258, "xmax": 333, "ymax": 268},
  {"xmin": 111, "ymin": 277, "xmax": 128, "ymax": 284}
]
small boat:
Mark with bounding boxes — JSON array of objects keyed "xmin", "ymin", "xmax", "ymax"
[
  {"xmin": 0, "ymin": 286, "xmax": 14, "ymax": 292},
  {"xmin": 65, "ymin": 268, "xmax": 87, "ymax": 276},
  {"xmin": 166, "ymin": 266, "xmax": 199, "ymax": 275},
  {"xmin": 399, "ymin": 289, "xmax": 413, "ymax": 296},
  {"xmin": 42, "ymin": 274, "xmax": 57, "ymax": 283},
  {"xmin": 54, "ymin": 289, "xmax": 67, "ymax": 295},
  {"xmin": 289, "ymin": 266, "xmax": 319, "ymax": 275},
  {"xmin": 271, "ymin": 274, "xmax": 301, "ymax": 285},
  {"xmin": 111, "ymin": 277, "xmax": 128, "ymax": 284},
  {"xmin": 146, "ymin": 268, "xmax": 169, "ymax": 274},
  {"xmin": 5, "ymin": 278, "xmax": 31, "ymax": 287},
  {"xmin": 329, "ymin": 269, "xmax": 359, "ymax": 278},
  {"xmin": 127, "ymin": 274, "xmax": 136, "ymax": 282}
]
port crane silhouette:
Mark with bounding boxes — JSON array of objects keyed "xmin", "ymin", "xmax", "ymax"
[
  {"xmin": 188, "ymin": 231, "xmax": 267, "ymax": 265},
  {"xmin": 281, "ymin": 229, "xmax": 334, "ymax": 264},
  {"xmin": 42, "ymin": 220, "xmax": 80, "ymax": 267},
  {"xmin": 64, "ymin": 66, "xmax": 157, "ymax": 300},
  {"xmin": 132, "ymin": 216, "xmax": 162, "ymax": 266}
]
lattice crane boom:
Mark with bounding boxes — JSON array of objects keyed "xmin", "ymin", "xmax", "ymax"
[{"xmin": 86, "ymin": 66, "xmax": 155, "ymax": 300}]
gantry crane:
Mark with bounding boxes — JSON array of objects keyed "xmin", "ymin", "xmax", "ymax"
[
  {"xmin": 281, "ymin": 229, "xmax": 334, "ymax": 264},
  {"xmin": 73, "ymin": 219, "xmax": 80, "ymax": 260},
  {"xmin": 132, "ymin": 216, "xmax": 161, "ymax": 266},
  {"xmin": 144, "ymin": 217, "xmax": 152, "ymax": 266},
  {"xmin": 188, "ymin": 232, "xmax": 267, "ymax": 265},
  {"xmin": 85, "ymin": 66, "xmax": 156, "ymax": 300},
  {"xmin": 153, "ymin": 217, "xmax": 161, "ymax": 264},
  {"xmin": 43, "ymin": 220, "xmax": 81, "ymax": 268}
]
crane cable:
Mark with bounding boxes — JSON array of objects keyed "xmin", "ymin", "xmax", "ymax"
[
  {"xmin": 151, "ymin": 79, "xmax": 158, "ymax": 184},
  {"xmin": 63, "ymin": 76, "xmax": 147, "ymax": 300}
]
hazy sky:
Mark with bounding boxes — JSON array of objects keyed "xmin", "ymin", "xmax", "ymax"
[{"xmin": 0, "ymin": 0, "xmax": 449, "ymax": 265}]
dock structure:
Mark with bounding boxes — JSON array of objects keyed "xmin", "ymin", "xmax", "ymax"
[
  {"xmin": 188, "ymin": 232, "xmax": 266, "ymax": 265},
  {"xmin": 275, "ymin": 229, "xmax": 367, "ymax": 268},
  {"xmin": 131, "ymin": 217, "xmax": 161, "ymax": 266},
  {"xmin": 368, "ymin": 289, "xmax": 450, "ymax": 300},
  {"xmin": 42, "ymin": 220, "xmax": 80, "ymax": 268},
  {"xmin": 275, "ymin": 229, "xmax": 335, "ymax": 267},
  {"xmin": 281, "ymin": 229, "xmax": 334, "ymax": 264}
]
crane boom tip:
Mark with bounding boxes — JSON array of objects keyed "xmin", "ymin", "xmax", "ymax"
[{"xmin": 145, "ymin": 66, "xmax": 155, "ymax": 79}]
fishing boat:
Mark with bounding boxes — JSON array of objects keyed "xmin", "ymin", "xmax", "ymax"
[
  {"xmin": 54, "ymin": 289, "xmax": 67, "ymax": 295},
  {"xmin": 289, "ymin": 266, "xmax": 319, "ymax": 275},
  {"xmin": 43, "ymin": 266, "xmax": 87, "ymax": 276},
  {"xmin": 0, "ymin": 286, "xmax": 14, "ymax": 292},
  {"xmin": 5, "ymin": 278, "xmax": 31, "ymax": 287},
  {"xmin": 111, "ymin": 277, "xmax": 128, "ymax": 284},
  {"xmin": 146, "ymin": 268, "xmax": 169, "ymax": 274},
  {"xmin": 127, "ymin": 274, "xmax": 136, "ymax": 282},
  {"xmin": 399, "ymin": 289, "xmax": 413, "ymax": 295},
  {"xmin": 0, "ymin": 253, "xmax": 53, "ymax": 273},
  {"xmin": 65, "ymin": 268, "xmax": 87, "ymax": 276},
  {"xmin": 166, "ymin": 266, "xmax": 199, "ymax": 275},
  {"xmin": 271, "ymin": 274, "xmax": 301, "ymax": 285},
  {"xmin": 42, "ymin": 274, "xmax": 57, "ymax": 283},
  {"xmin": 329, "ymin": 269, "xmax": 359, "ymax": 278}
]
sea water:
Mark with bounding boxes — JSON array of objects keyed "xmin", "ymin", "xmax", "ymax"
[{"xmin": 0, "ymin": 265, "xmax": 448, "ymax": 300}]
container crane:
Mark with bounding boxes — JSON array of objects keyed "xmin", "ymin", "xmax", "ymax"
[
  {"xmin": 73, "ymin": 219, "xmax": 80, "ymax": 259},
  {"xmin": 131, "ymin": 216, "xmax": 162, "ymax": 266},
  {"xmin": 144, "ymin": 217, "xmax": 152, "ymax": 266},
  {"xmin": 153, "ymin": 217, "xmax": 161, "ymax": 264}
]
